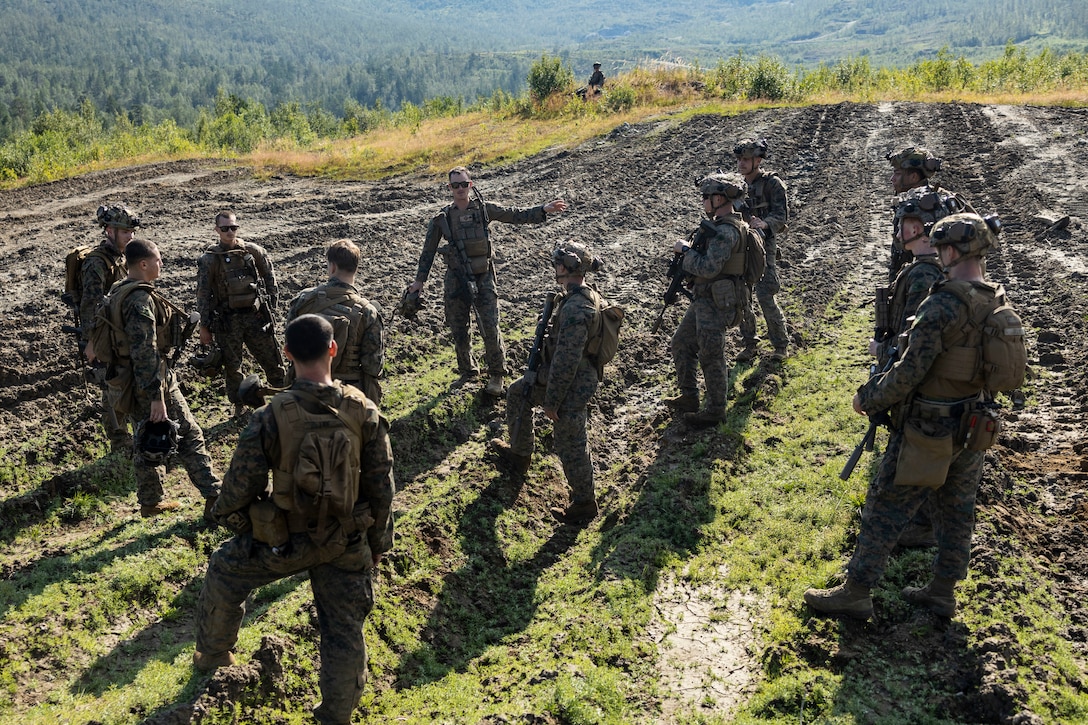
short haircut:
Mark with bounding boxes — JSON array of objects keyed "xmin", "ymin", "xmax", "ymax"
[
  {"xmin": 125, "ymin": 238, "xmax": 158, "ymax": 264},
  {"xmin": 448, "ymin": 166, "xmax": 471, "ymax": 182},
  {"xmin": 214, "ymin": 211, "xmax": 237, "ymax": 226},
  {"xmin": 285, "ymin": 314, "xmax": 334, "ymax": 363},
  {"xmin": 327, "ymin": 239, "xmax": 360, "ymax": 273}
]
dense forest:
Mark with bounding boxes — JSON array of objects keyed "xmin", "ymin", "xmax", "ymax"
[{"xmin": 2, "ymin": 0, "xmax": 1087, "ymax": 142}]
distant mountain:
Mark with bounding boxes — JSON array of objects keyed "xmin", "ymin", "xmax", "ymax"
[{"xmin": 1, "ymin": 0, "xmax": 1085, "ymax": 139}]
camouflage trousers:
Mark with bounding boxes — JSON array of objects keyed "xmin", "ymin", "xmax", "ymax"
[
  {"xmin": 132, "ymin": 374, "xmax": 221, "ymax": 507},
  {"xmin": 444, "ymin": 267, "xmax": 505, "ymax": 376},
  {"xmin": 847, "ymin": 417, "xmax": 985, "ymax": 588},
  {"xmin": 506, "ymin": 368, "xmax": 598, "ymax": 505},
  {"xmin": 216, "ymin": 310, "xmax": 287, "ymax": 404},
  {"xmin": 100, "ymin": 385, "xmax": 132, "ymax": 452},
  {"xmin": 196, "ymin": 532, "xmax": 375, "ymax": 724},
  {"xmin": 672, "ymin": 293, "xmax": 735, "ymax": 409},
  {"xmin": 739, "ymin": 256, "xmax": 789, "ymax": 350}
]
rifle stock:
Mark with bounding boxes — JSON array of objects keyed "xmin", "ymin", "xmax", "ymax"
[
  {"xmin": 839, "ymin": 348, "xmax": 898, "ymax": 480},
  {"xmin": 651, "ymin": 251, "xmax": 692, "ymax": 334}
]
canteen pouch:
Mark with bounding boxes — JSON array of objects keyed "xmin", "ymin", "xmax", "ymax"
[
  {"xmin": 249, "ymin": 499, "xmax": 289, "ymax": 547},
  {"xmin": 895, "ymin": 420, "xmax": 953, "ymax": 488},
  {"xmin": 710, "ymin": 278, "xmax": 740, "ymax": 326}
]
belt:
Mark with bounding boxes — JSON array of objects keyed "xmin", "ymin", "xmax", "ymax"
[{"xmin": 910, "ymin": 398, "xmax": 973, "ymax": 420}]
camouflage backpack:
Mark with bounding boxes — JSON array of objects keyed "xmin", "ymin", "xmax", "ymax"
[
  {"xmin": 716, "ymin": 216, "xmax": 767, "ymax": 288},
  {"xmin": 940, "ymin": 280, "xmax": 1027, "ymax": 393},
  {"xmin": 63, "ymin": 245, "xmax": 123, "ymax": 312},
  {"xmin": 583, "ymin": 287, "xmax": 625, "ymax": 380}
]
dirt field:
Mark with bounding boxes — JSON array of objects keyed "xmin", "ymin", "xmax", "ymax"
[{"xmin": 1, "ymin": 101, "xmax": 1086, "ymax": 721}]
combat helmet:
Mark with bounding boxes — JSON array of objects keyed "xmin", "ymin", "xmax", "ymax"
[
  {"xmin": 135, "ymin": 418, "xmax": 179, "ymax": 464},
  {"xmin": 930, "ymin": 212, "xmax": 1001, "ymax": 261},
  {"xmin": 697, "ymin": 171, "xmax": 747, "ymax": 201},
  {"xmin": 96, "ymin": 204, "xmax": 141, "ymax": 229},
  {"xmin": 886, "ymin": 147, "xmax": 942, "ymax": 178},
  {"xmin": 893, "ymin": 187, "xmax": 965, "ymax": 234},
  {"xmin": 733, "ymin": 138, "xmax": 769, "ymax": 159},
  {"xmin": 552, "ymin": 241, "xmax": 600, "ymax": 276}
]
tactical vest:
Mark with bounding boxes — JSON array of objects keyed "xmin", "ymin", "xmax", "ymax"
[
  {"xmin": 292, "ymin": 285, "xmax": 371, "ymax": 379},
  {"xmin": 205, "ymin": 242, "xmax": 260, "ymax": 311},
  {"xmin": 104, "ymin": 280, "xmax": 178, "ymax": 362},
  {"xmin": 889, "ymin": 256, "xmax": 943, "ymax": 332},
  {"xmin": 692, "ymin": 215, "xmax": 747, "ymax": 283},
  {"xmin": 269, "ymin": 386, "xmax": 370, "ymax": 546},
  {"xmin": 745, "ymin": 172, "xmax": 784, "ymax": 236},
  {"xmin": 442, "ymin": 201, "xmax": 491, "ymax": 274},
  {"xmin": 916, "ymin": 280, "xmax": 1017, "ymax": 399}
]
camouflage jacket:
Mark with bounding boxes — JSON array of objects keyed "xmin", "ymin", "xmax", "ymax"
[
  {"xmin": 682, "ymin": 213, "xmax": 744, "ymax": 287},
  {"xmin": 858, "ymin": 285, "xmax": 979, "ymax": 412},
  {"xmin": 215, "ymin": 378, "xmax": 396, "ymax": 557},
  {"xmin": 196, "ymin": 239, "xmax": 278, "ymax": 325},
  {"xmin": 287, "ymin": 277, "xmax": 385, "ymax": 379},
  {"xmin": 746, "ymin": 171, "xmax": 788, "ymax": 239},
  {"xmin": 415, "ymin": 198, "xmax": 547, "ymax": 283},
  {"xmin": 542, "ymin": 283, "xmax": 600, "ymax": 412},
  {"xmin": 877, "ymin": 255, "xmax": 944, "ymax": 367},
  {"xmin": 113, "ymin": 278, "xmax": 172, "ymax": 411},
  {"xmin": 79, "ymin": 242, "xmax": 126, "ymax": 338}
]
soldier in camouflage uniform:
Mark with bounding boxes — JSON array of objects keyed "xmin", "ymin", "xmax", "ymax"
[
  {"xmin": 194, "ymin": 315, "xmax": 395, "ymax": 725},
  {"xmin": 88, "ymin": 239, "xmax": 222, "ymax": 518},
  {"xmin": 734, "ymin": 139, "xmax": 790, "ymax": 363},
  {"xmin": 805, "ymin": 213, "xmax": 1014, "ymax": 620},
  {"xmin": 80, "ymin": 204, "xmax": 138, "ymax": 452},
  {"xmin": 663, "ymin": 172, "xmax": 751, "ymax": 426},
  {"xmin": 287, "ymin": 239, "xmax": 384, "ymax": 404},
  {"xmin": 407, "ymin": 166, "xmax": 568, "ymax": 397},
  {"xmin": 197, "ymin": 211, "xmax": 287, "ymax": 416},
  {"xmin": 490, "ymin": 242, "xmax": 603, "ymax": 526}
]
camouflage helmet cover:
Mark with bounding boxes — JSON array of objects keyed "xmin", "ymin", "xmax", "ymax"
[
  {"xmin": 733, "ymin": 138, "xmax": 768, "ymax": 159},
  {"xmin": 96, "ymin": 204, "xmax": 141, "ymax": 229},
  {"xmin": 552, "ymin": 241, "xmax": 600, "ymax": 276},
  {"xmin": 697, "ymin": 171, "xmax": 747, "ymax": 201},
  {"xmin": 893, "ymin": 186, "xmax": 964, "ymax": 231},
  {"xmin": 930, "ymin": 212, "xmax": 1001, "ymax": 259},
  {"xmin": 886, "ymin": 146, "xmax": 942, "ymax": 178}
]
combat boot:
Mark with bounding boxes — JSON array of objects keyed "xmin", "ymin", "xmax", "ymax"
[
  {"xmin": 193, "ymin": 649, "xmax": 236, "ymax": 672},
  {"xmin": 663, "ymin": 393, "xmax": 699, "ymax": 414},
  {"xmin": 684, "ymin": 406, "xmax": 726, "ymax": 428},
  {"xmin": 804, "ymin": 580, "xmax": 873, "ymax": 620},
  {"xmin": 736, "ymin": 345, "xmax": 759, "ymax": 363},
  {"xmin": 203, "ymin": 495, "xmax": 219, "ymax": 526},
  {"xmin": 550, "ymin": 500, "xmax": 598, "ymax": 526},
  {"xmin": 771, "ymin": 346, "xmax": 789, "ymax": 362},
  {"xmin": 902, "ymin": 577, "xmax": 957, "ymax": 617},
  {"xmin": 484, "ymin": 374, "xmax": 504, "ymax": 396},
  {"xmin": 233, "ymin": 403, "xmax": 247, "ymax": 418},
  {"xmin": 141, "ymin": 500, "xmax": 182, "ymax": 518},
  {"xmin": 489, "ymin": 438, "xmax": 531, "ymax": 475}
]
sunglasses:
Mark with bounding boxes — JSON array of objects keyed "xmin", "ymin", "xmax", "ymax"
[
  {"xmin": 449, "ymin": 181, "xmax": 471, "ymax": 189},
  {"xmin": 218, "ymin": 225, "xmax": 239, "ymax": 232}
]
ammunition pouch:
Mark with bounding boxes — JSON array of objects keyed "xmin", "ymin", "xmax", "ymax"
[{"xmin": 959, "ymin": 405, "xmax": 1002, "ymax": 451}]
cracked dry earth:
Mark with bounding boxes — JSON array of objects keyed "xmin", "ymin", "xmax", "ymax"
[{"xmin": 1, "ymin": 101, "xmax": 1086, "ymax": 722}]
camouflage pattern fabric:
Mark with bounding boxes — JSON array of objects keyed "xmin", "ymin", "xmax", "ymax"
[
  {"xmin": 286, "ymin": 278, "xmax": 384, "ymax": 404},
  {"xmin": 671, "ymin": 218, "xmax": 743, "ymax": 409},
  {"xmin": 197, "ymin": 240, "xmax": 286, "ymax": 401},
  {"xmin": 849, "ymin": 287, "xmax": 989, "ymax": 588},
  {"xmin": 116, "ymin": 281, "xmax": 221, "ymax": 506},
  {"xmin": 414, "ymin": 200, "xmax": 548, "ymax": 376},
  {"xmin": 506, "ymin": 284, "xmax": 600, "ymax": 505},
  {"xmin": 878, "ymin": 255, "xmax": 943, "ymax": 368},
  {"xmin": 739, "ymin": 170, "xmax": 789, "ymax": 350},
  {"xmin": 81, "ymin": 243, "xmax": 132, "ymax": 448},
  {"xmin": 196, "ymin": 379, "xmax": 395, "ymax": 724}
]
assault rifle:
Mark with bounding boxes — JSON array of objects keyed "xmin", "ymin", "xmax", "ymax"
[
  {"xmin": 60, "ymin": 292, "xmax": 88, "ymax": 377},
  {"xmin": 839, "ymin": 348, "xmax": 898, "ymax": 481},
  {"xmin": 510, "ymin": 292, "xmax": 556, "ymax": 444},
  {"xmin": 243, "ymin": 253, "xmax": 277, "ymax": 335},
  {"xmin": 652, "ymin": 225, "xmax": 706, "ymax": 333}
]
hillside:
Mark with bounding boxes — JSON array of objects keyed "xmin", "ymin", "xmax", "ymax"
[
  {"xmin": 2, "ymin": 0, "xmax": 1087, "ymax": 140},
  {"xmin": 0, "ymin": 101, "xmax": 1086, "ymax": 722}
]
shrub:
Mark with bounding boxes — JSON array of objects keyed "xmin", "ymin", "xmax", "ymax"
[{"xmin": 527, "ymin": 54, "xmax": 574, "ymax": 104}]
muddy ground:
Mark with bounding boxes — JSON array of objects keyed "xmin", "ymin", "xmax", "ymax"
[{"xmin": 1, "ymin": 101, "xmax": 1086, "ymax": 722}]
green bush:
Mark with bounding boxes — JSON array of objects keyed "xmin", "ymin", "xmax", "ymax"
[{"xmin": 527, "ymin": 54, "xmax": 574, "ymax": 104}]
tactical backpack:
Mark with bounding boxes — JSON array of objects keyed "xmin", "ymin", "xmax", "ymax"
[
  {"xmin": 572, "ymin": 286, "xmax": 624, "ymax": 381},
  {"xmin": 63, "ymin": 245, "xmax": 122, "ymax": 310},
  {"xmin": 270, "ymin": 388, "xmax": 370, "ymax": 548},
  {"xmin": 86, "ymin": 281, "xmax": 180, "ymax": 366},
  {"xmin": 925, "ymin": 280, "xmax": 1027, "ymax": 395},
  {"xmin": 716, "ymin": 216, "xmax": 766, "ymax": 288},
  {"xmin": 291, "ymin": 286, "xmax": 370, "ymax": 377}
]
